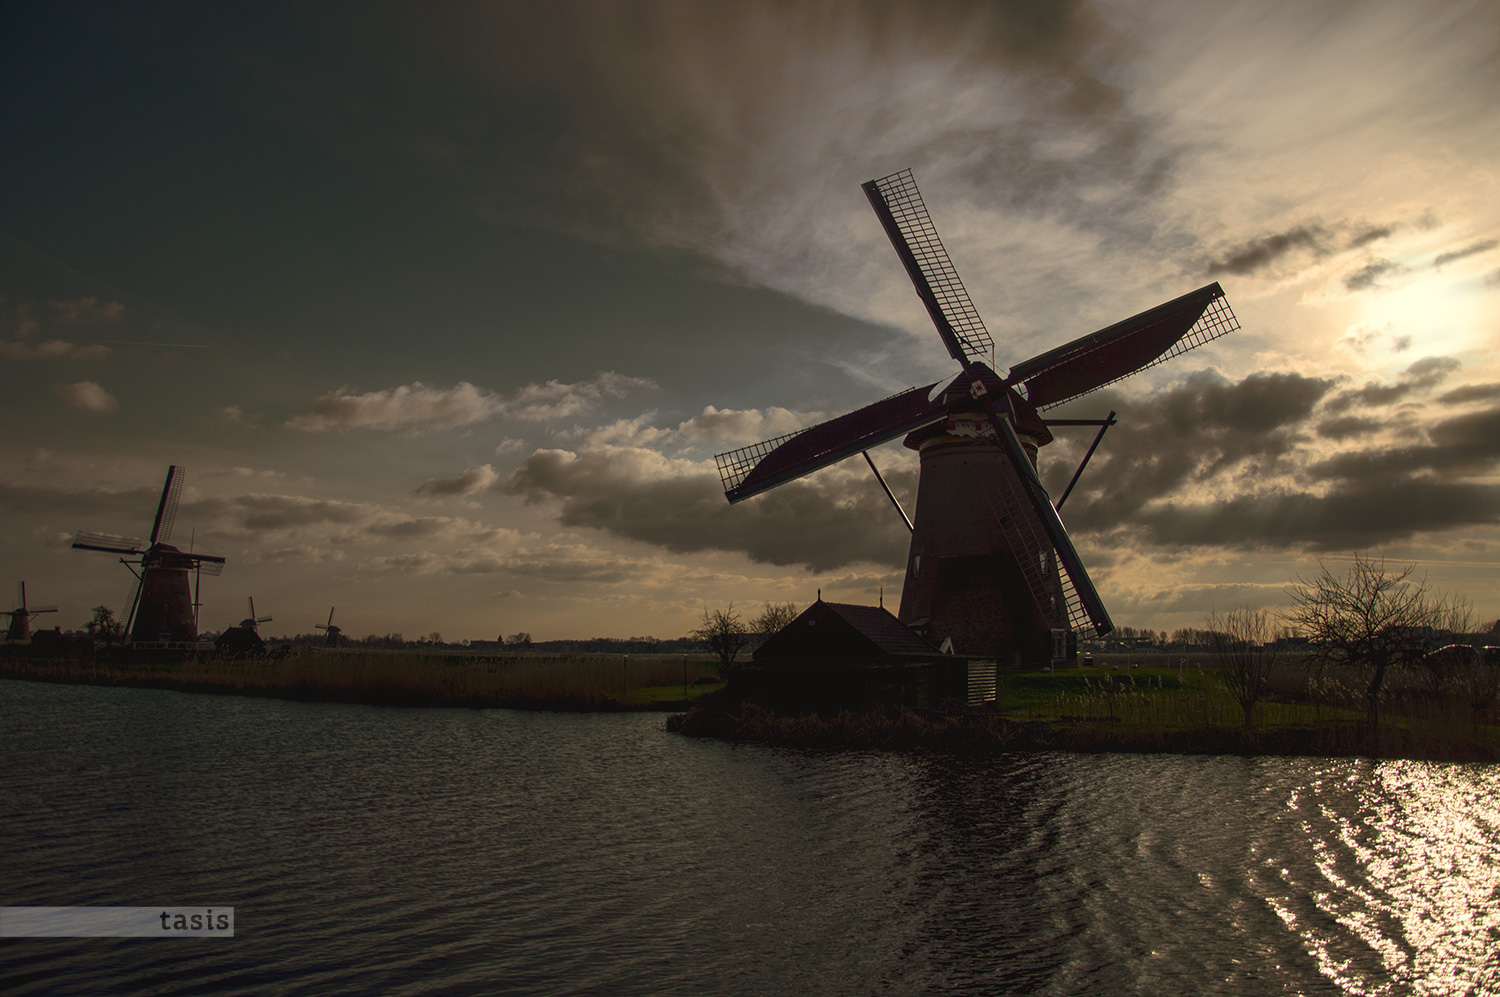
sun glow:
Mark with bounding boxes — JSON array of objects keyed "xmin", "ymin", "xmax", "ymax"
[{"xmin": 1350, "ymin": 271, "xmax": 1491, "ymax": 372}]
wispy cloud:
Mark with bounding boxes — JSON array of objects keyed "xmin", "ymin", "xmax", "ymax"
[{"xmin": 286, "ymin": 372, "xmax": 654, "ymax": 434}]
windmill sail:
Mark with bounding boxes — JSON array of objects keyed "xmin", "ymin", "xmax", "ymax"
[
  {"xmin": 149, "ymin": 465, "xmax": 184, "ymax": 545},
  {"xmin": 1008, "ymin": 283, "xmax": 1239, "ymax": 409},
  {"xmin": 72, "ymin": 531, "xmax": 145, "ymax": 554},
  {"xmin": 863, "ymin": 169, "xmax": 995, "ymax": 366},
  {"xmin": 716, "ymin": 381, "xmax": 955, "ymax": 502}
]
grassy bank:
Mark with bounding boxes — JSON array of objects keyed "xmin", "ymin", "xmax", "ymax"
[
  {"xmin": 668, "ymin": 657, "xmax": 1500, "ymax": 762},
  {"xmin": 0, "ymin": 649, "xmax": 725, "ymax": 711}
]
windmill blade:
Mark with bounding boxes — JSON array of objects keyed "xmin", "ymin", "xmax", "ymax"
[
  {"xmin": 1008, "ymin": 283, "xmax": 1238, "ymax": 410},
  {"xmin": 122, "ymin": 576, "xmax": 144, "ymax": 639},
  {"xmin": 72, "ymin": 531, "xmax": 146, "ymax": 554},
  {"xmin": 716, "ymin": 382, "xmax": 951, "ymax": 503},
  {"xmin": 149, "ymin": 465, "xmax": 184, "ymax": 545},
  {"xmin": 863, "ymin": 169, "xmax": 995, "ymax": 366},
  {"xmin": 981, "ymin": 403, "xmax": 1113, "ymax": 636},
  {"xmin": 193, "ymin": 556, "xmax": 226, "ymax": 577},
  {"xmin": 255, "ymin": 615, "xmax": 272, "ymax": 624},
  {"xmin": 30, "ymin": 605, "xmax": 59, "ymax": 614}
]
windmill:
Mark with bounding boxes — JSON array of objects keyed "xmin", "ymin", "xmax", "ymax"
[
  {"xmin": 714, "ymin": 169, "xmax": 1238, "ymax": 662},
  {"xmin": 215, "ymin": 596, "xmax": 272, "ymax": 658},
  {"xmin": 4, "ymin": 582, "xmax": 58, "ymax": 645},
  {"xmin": 316, "ymin": 607, "xmax": 343, "ymax": 648},
  {"xmin": 71, "ymin": 465, "xmax": 226, "ymax": 644}
]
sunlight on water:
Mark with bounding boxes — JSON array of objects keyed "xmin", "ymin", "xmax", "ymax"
[{"xmin": 1266, "ymin": 762, "xmax": 1500, "ymax": 996}]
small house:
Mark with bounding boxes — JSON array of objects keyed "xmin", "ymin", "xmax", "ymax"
[{"xmin": 734, "ymin": 598, "xmax": 996, "ymax": 710}]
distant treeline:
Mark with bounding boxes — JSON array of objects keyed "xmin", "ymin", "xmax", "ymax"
[{"xmin": 269, "ymin": 632, "xmax": 715, "ymax": 655}]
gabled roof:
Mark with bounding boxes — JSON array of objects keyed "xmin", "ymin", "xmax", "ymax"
[
  {"xmin": 753, "ymin": 600, "xmax": 943, "ymax": 665},
  {"xmin": 818, "ymin": 602, "xmax": 941, "ymax": 657}
]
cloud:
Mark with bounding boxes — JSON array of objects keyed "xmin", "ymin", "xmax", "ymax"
[
  {"xmin": 49, "ymin": 295, "xmax": 124, "ymax": 324},
  {"xmin": 415, "ymin": 464, "xmax": 500, "ymax": 497},
  {"xmin": 1433, "ymin": 238, "xmax": 1497, "ymax": 268},
  {"xmin": 1343, "ymin": 257, "xmax": 1407, "ymax": 291},
  {"xmin": 1046, "ymin": 370, "xmax": 1336, "ymax": 532},
  {"xmin": 285, "ymin": 372, "xmax": 653, "ymax": 433},
  {"xmin": 1134, "ymin": 480, "xmax": 1500, "ymax": 551},
  {"xmin": 285, "ymin": 381, "xmax": 505, "ymax": 433},
  {"xmin": 1205, "ymin": 225, "xmax": 1331, "ymax": 276},
  {"xmin": 0, "ymin": 339, "xmax": 111, "ymax": 360},
  {"xmin": 670, "ymin": 405, "xmax": 822, "ymax": 446},
  {"xmin": 52, "ymin": 381, "xmax": 118, "ymax": 412},
  {"xmin": 1315, "ymin": 416, "xmax": 1381, "ymax": 440},
  {"xmin": 1322, "ymin": 356, "xmax": 1461, "ymax": 414},
  {"xmin": 1438, "ymin": 383, "xmax": 1500, "ymax": 405},
  {"xmin": 500, "ymin": 447, "xmax": 911, "ymax": 572}
]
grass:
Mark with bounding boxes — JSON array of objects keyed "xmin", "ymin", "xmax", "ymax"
[
  {"xmin": 670, "ymin": 653, "xmax": 1500, "ymax": 761},
  {"xmin": 0, "ymin": 649, "xmax": 727, "ymax": 711}
]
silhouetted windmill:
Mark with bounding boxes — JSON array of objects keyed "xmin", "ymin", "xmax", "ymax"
[
  {"xmin": 215, "ymin": 596, "xmax": 272, "ymax": 658},
  {"xmin": 71, "ymin": 465, "xmax": 226, "ymax": 644},
  {"xmin": 3, "ymin": 582, "xmax": 58, "ymax": 645},
  {"xmin": 316, "ymin": 607, "xmax": 343, "ymax": 647},
  {"xmin": 715, "ymin": 169, "xmax": 1238, "ymax": 662}
]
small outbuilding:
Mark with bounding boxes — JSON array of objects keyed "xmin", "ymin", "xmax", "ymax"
[{"xmin": 734, "ymin": 598, "xmax": 996, "ymax": 710}]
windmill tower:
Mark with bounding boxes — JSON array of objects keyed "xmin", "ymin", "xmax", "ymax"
[
  {"xmin": 71, "ymin": 465, "xmax": 226, "ymax": 644},
  {"xmin": 715, "ymin": 169, "xmax": 1238, "ymax": 662},
  {"xmin": 4, "ymin": 582, "xmax": 58, "ymax": 645},
  {"xmin": 316, "ymin": 607, "xmax": 343, "ymax": 647}
]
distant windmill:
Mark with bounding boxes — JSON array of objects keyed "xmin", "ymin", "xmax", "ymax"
[
  {"xmin": 316, "ymin": 607, "xmax": 343, "ymax": 647},
  {"xmin": 72, "ymin": 465, "xmax": 226, "ymax": 644},
  {"xmin": 3, "ymin": 582, "xmax": 58, "ymax": 645},
  {"xmin": 215, "ymin": 596, "xmax": 272, "ymax": 658},
  {"xmin": 714, "ymin": 169, "xmax": 1238, "ymax": 662}
]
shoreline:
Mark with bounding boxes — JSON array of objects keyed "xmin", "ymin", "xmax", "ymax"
[
  {"xmin": 8, "ymin": 664, "xmax": 1499, "ymax": 762},
  {"xmin": 665, "ymin": 691, "xmax": 1500, "ymax": 763}
]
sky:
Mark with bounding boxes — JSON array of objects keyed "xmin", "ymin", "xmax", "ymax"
[{"xmin": 3, "ymin": 0, "xmax": 1498, "ymax": 643}]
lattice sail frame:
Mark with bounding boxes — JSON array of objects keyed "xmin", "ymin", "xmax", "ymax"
[
  {"xmin": 865, "ymin": 169, "xmax": 996, "ymax": 365},
  {"xmin": 1024, "ymin": 292, "xmax": 1240, "ymax": 411},
  {"xmin": 715, "ymin": 432, "xmax": 801, "ymax": 495}
]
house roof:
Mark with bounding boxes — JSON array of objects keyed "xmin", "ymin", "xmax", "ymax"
[
  {"xmin": 818, "ymin": 602, "xmax": 941, "ymax": 657},
  {"xmin": 752, "ymin": 599, "xmax": 943, "ymax": 665}
]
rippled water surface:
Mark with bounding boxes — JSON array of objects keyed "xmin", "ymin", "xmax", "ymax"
[{"xmin": 3, "ymin": 679, "xmax": 1499, "ymax": 995}]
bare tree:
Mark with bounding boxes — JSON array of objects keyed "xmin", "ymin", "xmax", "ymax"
[
  {"xmin": 751, "ymin": 602, "xmax": 799, "ymax": 637},
  {"xmin": 692, "ymin": 604, "xmax": 749, "ymax": 672},
  {"xmin": 1284, "ymin": 555, "xmax": 1457, "ymax": 732},
  {"xmin": 85, "ymin": 605, "xmax": 123, "ymax": 643},
  {"xmin": 1206, "ymin": 607, "xmax": 1283, "ymax": 731}
]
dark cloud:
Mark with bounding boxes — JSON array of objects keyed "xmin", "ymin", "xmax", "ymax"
[
  {"xmin": 1438, "ymin": 383, "xmax": 1500, "ymax": 405},
  {"xmin": 1050, "ymin": 370, "xmax": 1335, "ymax": 532},
  {"xmin": 1348, "ymin": 226, "xmax": 1393, "ymax": 249},
  {"xmin": 1205, "ymin": 225, "xmax": 1330, "ymax": 276},
  {"xmin": 500, "ymin": 449, "xmax": 910, "ymax": 573},
  {"xmin": 415, "ymin": 464, "xmax": 499, "ymax": 497},
  {"xmin": 1434, "ymin": 238, "xmax": 1497, "ymax": 268},
  {"xmin": 1135, "ymin": 479, "xmax": 1500, "ymax": 550},
  {"xmin": 1344, "ymin": 258, "xmax": 1406, "ymax": 291},
  {"xmin": 1316, "ymin": 416, "xmax": 1381, "ymax": 440},
  {"xmin": 1323, "ymin": 356, "xmax": 1461, "ymax": 412}
]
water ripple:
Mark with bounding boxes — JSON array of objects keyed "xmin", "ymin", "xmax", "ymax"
[{"xmin": 5, "ymin": 680, "xmax": 1500, "ymax": 995}]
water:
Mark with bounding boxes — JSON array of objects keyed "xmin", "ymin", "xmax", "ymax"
[{"xmin": 3, "ymin": 680, "xmax": 1498, "ymax": 995}]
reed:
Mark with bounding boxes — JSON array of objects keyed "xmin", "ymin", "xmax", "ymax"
[{"xmin": 1, "ymin": 650, "xmax": 723, "ymax": 710}]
